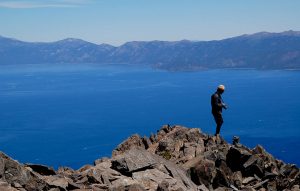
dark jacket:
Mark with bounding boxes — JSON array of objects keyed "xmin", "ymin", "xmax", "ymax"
[{"xmin": 211, "ymin": 92, "xmax": 225, "ymax": 114}]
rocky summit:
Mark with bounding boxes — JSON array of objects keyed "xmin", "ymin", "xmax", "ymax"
[{"xmin": 0, "ymin": 125, "xmax": 299, "ymax": 191}]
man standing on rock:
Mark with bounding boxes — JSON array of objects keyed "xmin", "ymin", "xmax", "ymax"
[{"xmin": 211, "ymin": 85, "xmax": 228, "ymax": 136}]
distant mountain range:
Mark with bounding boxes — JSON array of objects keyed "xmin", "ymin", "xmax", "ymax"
[{"xmin": 1, "ymin": 31, "xmax": 300, "ymax": 71}]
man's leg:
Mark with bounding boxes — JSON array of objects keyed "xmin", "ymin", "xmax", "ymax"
[{"xmin": 214, "ymin": 114, "xmax": 223, "ymax": 136}]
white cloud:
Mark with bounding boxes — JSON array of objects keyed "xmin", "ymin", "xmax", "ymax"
[{"xmin": 0, "ymin": 0, "xmax": 92, "ymax": 9}]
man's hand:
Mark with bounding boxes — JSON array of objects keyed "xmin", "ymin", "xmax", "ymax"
[{"xmin": 222, "ymin": 103, "xmax": 228, "ymax": 109}]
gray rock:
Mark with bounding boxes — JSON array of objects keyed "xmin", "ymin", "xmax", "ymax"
[
  {"xmin": 44, "ymin": 176, "xmax": 69, "ymax": 190},
  {"xmin": 92, "ymin": 183, "xmax": 110, "ymax": 191},
  {"xmin": 48, "ymin": 188, "xmax": 61, "ymax": 191},
  {"xmin": 198, "ymin": 184, "xmax": 209, "ymax": 191},
  {"xmin": 0, "ymin": 180, "xmax": 18, "ymax": 191},
  {"xmin": 0, "ymin": 152, "xmax": 50, "ymax": 191},
  {"xmin": 94, "ymin": 157, "xmax": 111, "ymax": 166},
  {"xmin": 109, "ymin": 183, "xmax": 147, "ymax": 191},
  {"xmin": 112, "ymin": 148, "xmax": 158, "ymax": 174},
  {"xmin": 142, "ymin": 136, "xmax": 152, "ymax": 149},
  {"xmin": 109, "ymin": 177, "xmax": 141, "ymax": 190},
  {"xmin": 157, "ymin": 180, "xmax": 169, "ymax": 191},
  {"xmin": 112, "ymin": 148, "xmax": 197, "ymax": 190},
  {"xmin": 112, "ymin": 134, "xmax": 146, "ymax": 158},
  {"xmin": 226, "ymin": 146, "xmax": 252, "ymax": 172},
  {"xmin": 189, "ymin": 158, "xmax": 216, "ymax": 187},
  {"xmin": 291, "ymin": 185, "xmax": 300, "ymax": 191},
  {"xmin": 132, "ymin": 169, "xmax": 175, "ymax": 190},
  {"xmin": 57, "ymin": 166, "xmax": 75, "ymax": 177},
  {"xmin": 25, "ymin": 163, "xmax": 56, "ymax": 176},
  {"xmin": 242, "ymin": 177, "xmax": 255, "ymax": 184},
  {"xmin": 232, "ymin": 171, "xmax": 243, "ymax": 188}
]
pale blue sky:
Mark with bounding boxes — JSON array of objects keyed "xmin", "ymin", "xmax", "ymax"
[{"xmin": 0, "ymin": 0, "xmax": 300, "ymax": 45}]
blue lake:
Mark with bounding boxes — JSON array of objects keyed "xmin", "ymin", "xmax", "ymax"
[{"xmin": 0, "ymin": 64, "xmax": 299, "ymax": 169}]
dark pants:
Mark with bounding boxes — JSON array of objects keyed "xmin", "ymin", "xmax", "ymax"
[{"xmin": 213, "ymin": 112, "xmax": 223, "ymax": 135}]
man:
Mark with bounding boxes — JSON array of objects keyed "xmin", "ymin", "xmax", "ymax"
[{"xmin": 211, "ymin": 85, "xmax": 228, "ymax": 136}]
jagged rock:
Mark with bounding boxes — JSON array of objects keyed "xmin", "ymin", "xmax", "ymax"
[
  {"xmin": 0, "ymin": 180, "xmax": 18, "ymax": 191},
  {"xmin": 156, "ymin": 125, "xmax": 172, "ymax": 142},
  {"xmin": 291, "ymin": 185, "xmax": 300, "ymax": 191},
  {"xmin": 43, "ymin": 176, "xmax": 69, "ymax": 190},
  {"xmin": 231, "ymin": 171, "xmax": 242, "ymax": 188},
  {"xmin": 213, "ymin": 169, "xmax": 231, "ymax": 189},
  {"xmin": 213, "ymin": 161, "xmax": 233, "ymax": 188},
  {"xmin": 112, "ymin": 148, "xmax": 197, "ymax": 190},
  {"xmin": 241, "ymin": 187, "xmax": 256, "ymax": 191},
  {"xmin": 242, "ymin": 176, "xmax": 255, "ymax": 184},
  {"xmin": 109, "ymin": 183, "xmax": 146, "ymax": 191},
  {"xmin": 280, "ymin": 164, "xmax": 299, "ymax": 178},
  {"xmin": 75, "ymin": 162, "xmax": 122, "ymax": 187},
  {"xmin": 48, "ymin": 188, "xmax": 61, "ymax": 191},
  {"xmin": 25, "ymin": 163, "xmax": 56, "ymax": 176},
  {"xmin": 57, "ymin": 166, "xmax": 75, "ymax": 177},
  {"xmin": 109, "ymin": 177, "xmax": 141, "ymax": 190},
  {"xmin": 81, "ymin": 159, "xmax": 121, "ymax": 186},
  {"xmin": 226, "ymin": 146, "xmax": 252, "ymax": 172},
  {"xmin": 142, "ymin": 136, "xmax": 152, "ymax": 149},
  {"xmin": 132, "ymin": 169, "xmax": 174, "ymax": 190},
  {"xmin": 157, "ymin": 180, "xmax": 169, "ymax": 191},
  {"xmin": 188, "ymin": 158, "xmax": 216, "ymax": 187},
  {"xmin": 112, "ymin": 148, "xmax": 158, "ymax": 174},
  {"xmin": 1, "ymin": 125, "xmax": 299, "ymax": 191},
  {"xmin": 213, "ymin": 187, "xmax": 231, "ymax": 191},
  {"xmin": 149, "ymin": 133, "xmax": 157, "ymax": 143},
  {"xmin": 152, "ymin": 126, "xmax": 205, "ymax": 164},
  {"xmin": 91, "ymin": 183, "xmax": 110, "ymax": 191},
  {"xmin": 94, "ymin": 157, "xmax": 111, "ymax": 166},
  {"xmin": 0, "ymin": 152, "xmax": 50, "ymax": 191},
  {"xmin": 266, "ymin": 180, "xmax": 277, "ymax": 191},
  {"xmin": 258, "ymin": 188, "xmax": 266, "ymax": 191},
  {"xmin": 198, "ymin": 184, "xmax": 209, "ymax": 191},
  {"xmin": 112, "ymin": 134, "xmax": 146, "ymax": 158},
  {"xmin": 78, "ymin": 164, "xmax": 93, "ymax": 173}
]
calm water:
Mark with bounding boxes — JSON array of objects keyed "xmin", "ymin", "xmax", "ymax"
[{"xmin": 0, "ymin": 64, "xmax": 299, "ymax": 169}]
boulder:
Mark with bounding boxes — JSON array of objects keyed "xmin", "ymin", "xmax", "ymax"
[
  {"xmin": 226, "ymin": 146, "xmax": 252, "ymax": 172},
  {"xmin": 198, "ymin": 184, "xmax": 210, "ymax": 191},
  {"xmin": 112, "ymin": 134, "xmax": 146, "ymax": 158},
  {"xmin": 232, "ymin": 171, "xmax": 243, "ymax": 188},
  {"xmin": 0, "ymin": 180, "xmax": 18, "ymax": 191},
  {"xmin": 43, "ymin": 176, "xmax": 69, "ymax": 190},
  {"xmin": 157, "ymin": 180, "xmax": 169, "ymax": 191},
  {"xmin": 25, "ymin": 163, "xmax": 56, "ymax": 176},
  {"xmin": 57, "ymin": 166, "xmax": 76, "ymax": 177},
  {"xmin": 112, "ymin": 148, "xmax": 157, "ymax": 174},
  {"xmin": 132, "ymin": 169, "xmax": 175, "ymax": 190},
  {"xmin": 109, "ymin": 183, "xmax": 146, "ymax": 191},
  {"xmin": 291, "ymin": 185, "xmax": 300, "ymax": 191},
  {"xmin": 188, "ymin": 158, "xmax": 216, "ymax": 187},
  {"xmin": 111, "ymin": 148, "xmax": 197, "ymax": 190},
  {"xmin": 0, "ymin": 152, "xmax": 50, "ymax": 191},
  {"xmin": 109, "ymin": 177, "xmax": 141, "ymax": 190}
]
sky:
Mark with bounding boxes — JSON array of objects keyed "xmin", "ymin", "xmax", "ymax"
[{"xmin": 0, "ymin": 0, "xmax": 300, "ymax": 45}]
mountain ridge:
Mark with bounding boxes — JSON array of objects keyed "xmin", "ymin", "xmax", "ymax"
[{"xmin": 1, "ymin": 30, "xmax": 300, "ymax": 70}]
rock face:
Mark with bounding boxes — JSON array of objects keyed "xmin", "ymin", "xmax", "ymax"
[{"xmin": 0, "ymin": 125, "xmax": 299, "ymax": 190}]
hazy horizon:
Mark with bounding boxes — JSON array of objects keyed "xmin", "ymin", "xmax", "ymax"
[{"xmin": 1, "ymin": 29, "xmax": 299, "ymax": 46}]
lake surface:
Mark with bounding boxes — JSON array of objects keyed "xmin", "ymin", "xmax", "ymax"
[{"xmin": 0, "ymin": 64, "xmax": 299, "ymax": 169}]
